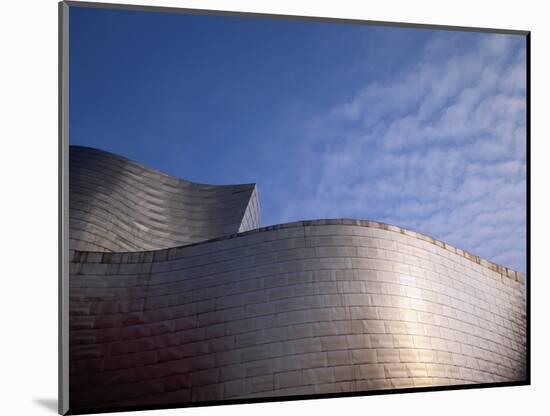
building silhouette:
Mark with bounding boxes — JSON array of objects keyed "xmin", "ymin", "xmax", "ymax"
[{"xmin": 69, "ymin": 146, "xmax": 526, "ymax": 411}]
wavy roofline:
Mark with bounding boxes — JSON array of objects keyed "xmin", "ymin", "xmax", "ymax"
[
  {"xmin": 72, "ymin": 218, "xmax": 524, "ymax": 284},
  {"xmin": 70, "ymin": 145, "xmax": 257, "ymax": 189}
]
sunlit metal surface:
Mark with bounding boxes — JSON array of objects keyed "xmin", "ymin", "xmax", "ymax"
[{"xmin": 68, "ymin": 149, "xmax": 526, "ymax": 411}]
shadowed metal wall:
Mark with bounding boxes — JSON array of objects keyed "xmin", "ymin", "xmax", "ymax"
[
  {"xmin": 69, "ymin": 145, "xmax": 260, "ymax": 252},
  {"xmin": 69, "ymin": 220, "xmax": 526, "ymax": 411}
]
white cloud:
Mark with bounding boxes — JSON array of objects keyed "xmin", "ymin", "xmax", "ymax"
[{"xmin": 276, "ymin": 32, "xmax": 526, "ymax": 272}]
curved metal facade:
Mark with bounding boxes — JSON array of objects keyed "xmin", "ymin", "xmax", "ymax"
[
  {"xmin": 68, "ymin": 149, "xmax": 526, "ymax": 412},
  {"xmin": 69, "ymin": 146, "xmax": 260, "ymax": 252}
]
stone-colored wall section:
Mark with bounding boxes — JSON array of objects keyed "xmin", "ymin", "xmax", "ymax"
[
  {"xmin": 69, "ymin": 145, "xmax": 260, "ymax": 252},
  {"xmin": 69, "ymin": 220, "xmax": 526, "ymax": 411}
]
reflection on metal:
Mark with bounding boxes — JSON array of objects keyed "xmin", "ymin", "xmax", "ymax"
[
  {"xmin": 69, "ymin": 147, "xmax": 526, "ymax": 411},
  {"xmin": 69, "ymin": 146, "xmax": 260, "ymax": 251}
]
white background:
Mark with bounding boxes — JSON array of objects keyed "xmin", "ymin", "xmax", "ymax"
[{"xmin": 0, "ymin": 0, "xmax": 547, "ymax": 415}]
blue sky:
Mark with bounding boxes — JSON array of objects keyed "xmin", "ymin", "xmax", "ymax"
[{"xmin": 70, "ymin": 6, "xmax": 527, "ymax": 272}]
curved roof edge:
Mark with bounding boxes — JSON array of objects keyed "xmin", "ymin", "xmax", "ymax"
[
  {"xmin": 70, "ymin": 145, "xmax": 257, "ymax": 188},
  {"xmin": 69, "ymin": 145, "xmax": 261, "ymax": 251},
  {"xmin": 72, "ymin": 218, "xmax": 524, "ymax": 284}
]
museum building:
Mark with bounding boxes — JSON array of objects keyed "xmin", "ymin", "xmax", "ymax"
[{"xmin": 68, "ymin": 146, "xmax": 527, "ymax": 411}]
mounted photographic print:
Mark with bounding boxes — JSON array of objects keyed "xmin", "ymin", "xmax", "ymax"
[{"xmin": 59, "ymin": 1, "xmax": 530, "ymax": 414}]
